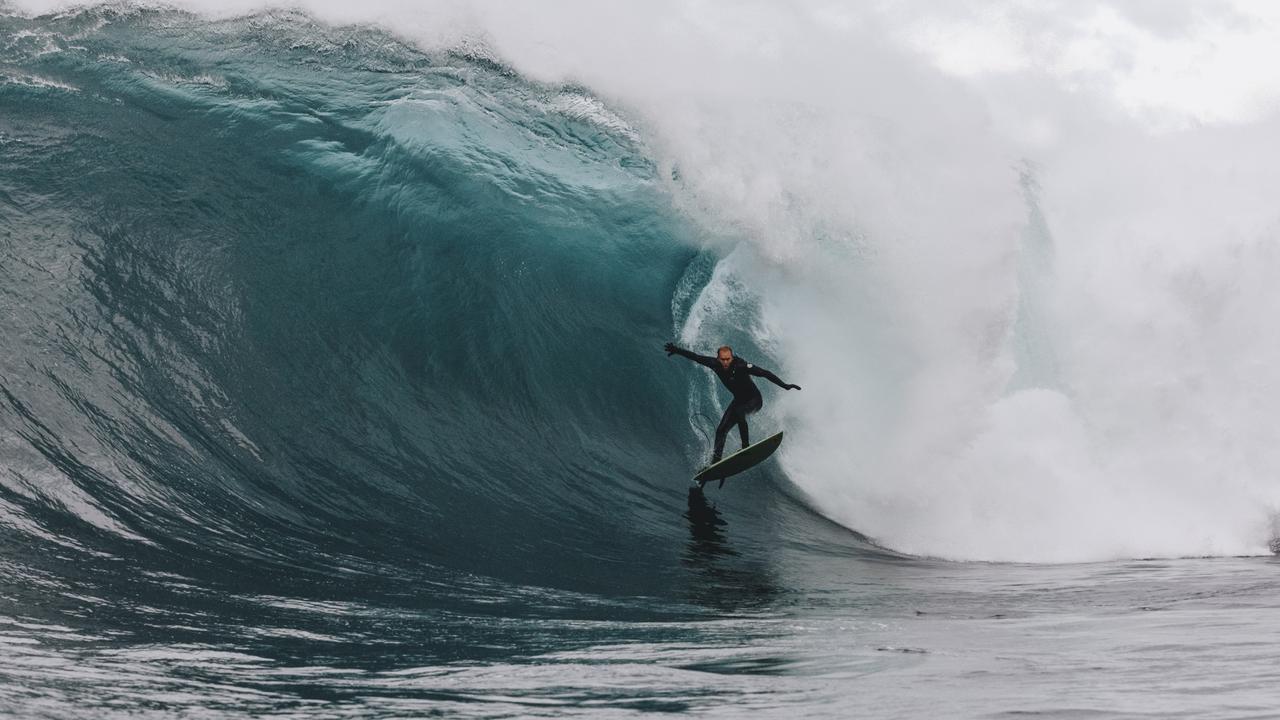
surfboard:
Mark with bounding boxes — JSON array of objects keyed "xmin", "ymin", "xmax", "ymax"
[{"xmin": 692, "ymin": 431, "xmax": 784, "ymax": 487}]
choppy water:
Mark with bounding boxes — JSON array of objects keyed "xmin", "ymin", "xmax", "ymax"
[
  {"xmin": 3, "ymin": 4, "xmax": 1280, "ymax": 717},
  {"xmin": 5, "ymin": 527, "xmax": 1280, "ymax": 717}
]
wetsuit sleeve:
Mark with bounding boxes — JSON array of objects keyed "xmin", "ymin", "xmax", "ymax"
[
  {"xmin": 670, "ymin": 346, "xmax": 719, "ymax": 370},
  {"xmin": 748, "ymin": 364, "xmax": 790, "ymax": 388}
]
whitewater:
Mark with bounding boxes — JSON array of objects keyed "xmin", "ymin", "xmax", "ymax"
[{"xmin": 4, "ymin": 1, "xmax": 1280, "ymax": 717}]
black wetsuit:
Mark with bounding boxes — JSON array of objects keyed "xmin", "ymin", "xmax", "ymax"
[{"xmin": 668, "ymin": 347, "xmax": 791, "ymax": 463}]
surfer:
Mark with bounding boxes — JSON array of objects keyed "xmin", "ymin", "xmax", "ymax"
[{"xmin": 664, "ymin": 343, "xmax": 800, "ymax": 464}]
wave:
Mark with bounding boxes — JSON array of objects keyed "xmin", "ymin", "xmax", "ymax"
[
  {"xmin": 5, "ymin": 3, "xmax": 1280, "ymax": 573},
  {"xmin": 0, "ymin": 6, "xmax": 859, "ymax": 606}
]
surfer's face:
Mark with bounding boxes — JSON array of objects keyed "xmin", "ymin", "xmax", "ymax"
[{"xmin": 718, "ymin": 351, "xmax": 733, "ymax": 368}]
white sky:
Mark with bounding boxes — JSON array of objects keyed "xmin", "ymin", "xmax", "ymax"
[{"xmin": 891, "ymin": 1, "xmax": 1280, "ymax": 127}]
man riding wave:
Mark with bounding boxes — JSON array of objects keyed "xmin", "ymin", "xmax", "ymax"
[{"xmin": 664, "ymin": 342, "xmax": 801, "ymax": 465}]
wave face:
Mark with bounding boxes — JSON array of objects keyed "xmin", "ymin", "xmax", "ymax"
[{"xmin": 1, "ymin": 6, "xmax": 824, "ymax": 610}]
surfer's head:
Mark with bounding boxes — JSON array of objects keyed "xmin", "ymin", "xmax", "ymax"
[{"xmin": 717, "ymin": 346, "xmax": 733, "ymax": 368}]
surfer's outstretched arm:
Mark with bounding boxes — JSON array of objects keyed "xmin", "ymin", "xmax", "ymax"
[
  {"xmin": 749, "ymin": 364, "xmax": 801, "ymax": 391},
  {"xmin": 663, "ymin": 343, "xmax": 718, "ymax": 370}
]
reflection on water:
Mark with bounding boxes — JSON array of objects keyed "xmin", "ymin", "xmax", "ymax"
[
  {"xmin": 684, "ymin": 487, "xmax": 735, "ymax": 559},
  {"xmin": 681, "ymin": 487, "xmax": 780, "ymax": 611}
]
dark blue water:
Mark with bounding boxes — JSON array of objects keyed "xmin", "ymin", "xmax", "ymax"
[{"xmin": 3, "ymin": 6, "xmax": 1280, "ymax": 717}]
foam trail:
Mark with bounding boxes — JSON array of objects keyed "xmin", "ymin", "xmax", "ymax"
[{"xmin": 13, "ymin": 0, "xmax": 1280, "ymax": 561}]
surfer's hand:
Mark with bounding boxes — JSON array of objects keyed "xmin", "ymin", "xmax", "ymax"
[
  {"xmin": 786, "ymin": 383, "xmax": 802, "ymax": 391},
  {"xmin": 664, "ymin": 342, "xmax": 678, "ymax": 356}
]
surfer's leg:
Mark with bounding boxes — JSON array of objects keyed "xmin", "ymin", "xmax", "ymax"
[
  {"xmin": 712, "ymin": 404, "xmax": 736, "ymax": 463},
  {"xmin": 737, "ymin": 395, "xmax": 762, "ymax": 448}
]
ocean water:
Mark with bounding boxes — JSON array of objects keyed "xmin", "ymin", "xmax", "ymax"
[{"xmin": 3, "ymin": 3, "xmax": 1280, "ymax": 717}]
